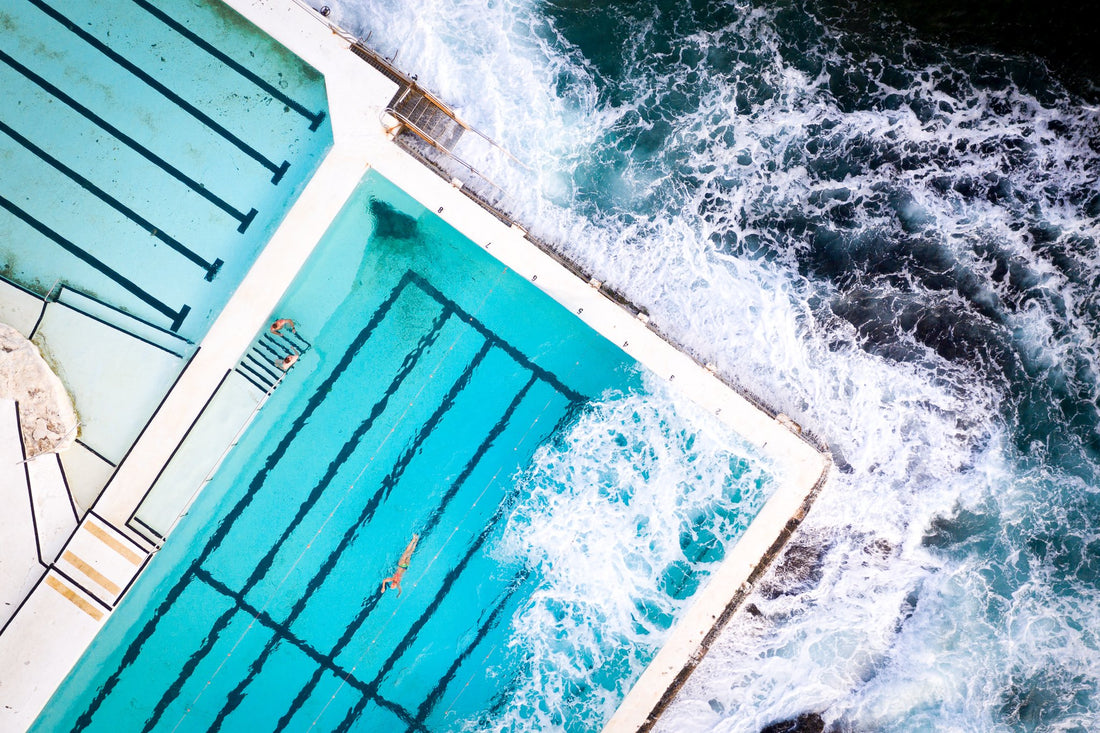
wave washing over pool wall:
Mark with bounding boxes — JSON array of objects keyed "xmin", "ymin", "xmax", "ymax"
[
  {"xmin": 320, "ymin": 0, "xmax": 1100, "ymax": 730},
  {"xmin": 497, "ymin": 387, "xmax": 773, "ymax": 730}
]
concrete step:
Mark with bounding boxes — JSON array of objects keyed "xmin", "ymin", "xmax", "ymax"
[{"xmin": 53, "ymin": 515, "xmax": 151, "ymax": 607}]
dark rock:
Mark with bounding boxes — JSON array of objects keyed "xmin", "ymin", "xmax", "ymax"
[
  {"xmin": 758, "ymin": 538, "xmax": 829, "ymax": 599},
  {"xmin": 760, "ymin": 712, "xmax": 826, "ymax": 733}
]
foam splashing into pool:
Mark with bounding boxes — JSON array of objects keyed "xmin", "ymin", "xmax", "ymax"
[{"xmin": 482, "ymin": 377, "xmax": 773, "ymax": 731}]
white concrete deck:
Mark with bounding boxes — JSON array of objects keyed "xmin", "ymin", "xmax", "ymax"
[
  {"xmin": 1, "ymin": 398, "xmax": 44, "ymax": 631},
  {"xmin": 26, "ymin": 453, "xmax": 79, "ymax": 568},
  {"xmin": 0, "ymin": 1, "xmax": 830, "ymax": 730},
  {"xmin": 0, "ymin": 568, "xmax": 107, "ymax": 728}
]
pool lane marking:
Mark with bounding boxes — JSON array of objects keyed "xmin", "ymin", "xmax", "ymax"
[
  {"xmin": 80, "ymin": 268, "xmax": 581, "ymax": 730},
  {"xmin": 414, "ymin": 569, "xmax": 532, "ymax": 727},
  {"xmin": 45, "ymin": 574, "xmax": 104, "ymax": 621},
  {"xmin": 0, "ymin": 119, "xmax": 223, "ymax": 281},
  {"xmin": 157, "ymin": 302, "xmax": 453, "ymax": 731},
  {"xmin": 421, "ymin": 358, "xmax": 601, "ymax": 725},
  {"xmin": 73, "ymin": 273, "xmax": 418, "ymax": 732},
  {"xmin": 224, "ymin": 306, "xmax": 453, "ymax": 597},
  {"xmin": 333, "ymin": 497, "xmax": 528, "ymax": 733},
  {"xmin": 159, "ymin": 280, "xmax": 448, "ymax": 731},
  {"xmin": 0, "ymin": 47, "xmax": 259, "ymax": 232},
  {"xmin": 275, "ymin": 374, "xmax": 539, "ymax": 733},
  {"xmin": 189, "ymin": 568, "xmax": 423, "ymax": 730},
  {"xmin": 141, "ymin": 598, "xmax": 240, "ymax": 732},
  {"xmin": 203, "ymin": 314, "xmax": 474, "ymax": 732},
  {"xmin": 407, "ymin": 271, "xmax": 584, "ymax": 402},
  {"xmin": 316, "ymin": 379, "xmax": 563, "ymax": 731},
  {"xmin": 0, "ymin": 193, "xmax": 192, "ymax": 331},
  {"xmin": 127, "ymin": 0, "xmax": 327, "ymax": 131},
  {"xmin": 273, "ymin": 338, "xmax": 494, "ymax": 616},
  {"xmin": 266, "ymin": 271, "xmax": 577, "ymax": 728},
  {"xmin": 202, "ymin": 269, "xmax": 514, "ymax": 728},
  {"xmin": 26, "ymin": 0, "xmax": 291, "ymax": 184}
]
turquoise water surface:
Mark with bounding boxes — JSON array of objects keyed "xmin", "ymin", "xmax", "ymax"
[
  {"xmin": 0, "ymin": 0, "xmax": 331, "ymax": 341},
  {"xmin": 34, "ymin": 171, "xmax": 775, "ymax": 731}
]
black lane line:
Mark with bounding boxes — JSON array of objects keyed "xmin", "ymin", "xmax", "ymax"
[
  {"xmin": 73, "ymin": 567, "xmax": 200, "ymax": 732},
  {"xmin": 141, "ymin": 603, "xmax": 239, "ymax": 733},
  {"xmin": 274, "ymin": 373, "xmax": 538, "ymax": 732},
  {"xmin": 28, "ymin": 0, "xmax": 291, "ymax": 184},
  {"xmin": 74, "ymin": 274, "xmax": 417, "ymax": 730},
  {"xmin": 0, "ymin": 47, "xmax": 259, "ymax": 232},
  {"xmin": 194, "ymin": 568, "xmax": 424, "ymax": 731},
  {"xmin": 407, "ymin": 272, "xmax": 583, "ymax": 401},
  {"xmin": 276, "ymin": 335, "xmax": 491, "ymax": 637},
  {"xmin": 150, "ymin": 286, "xmax": 445, "ymax": 724},
  {"xmin": 205, "ymin": 312, "xmax": 466, "ymax": 732},
  {"xmin": 412, "ymin": 569, "xmax": 532, "ymax": 727},
  {"xmin": 223, "ymin": 306, "xmax": 453, "ymax": 599},
  {"xmin": 128, "ymin": 0, "xmax": 327, "ymax": 131},
  {"xmin": 0, "ymin": 119, "xmax": 223, "ymax": 280},
  {"xmin": 336, "ymin": 501, "xmax": 522, "ymax": 733},
  {"xmin": 0, "ymin": 193, "xmax": 191, "ymax": 331}
]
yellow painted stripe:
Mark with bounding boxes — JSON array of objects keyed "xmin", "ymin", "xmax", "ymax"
[
  {"xmin": 85, "ymin": 521, "xmax": 144, "ymax": 565},
  {"xmin": 62, "ymin": 551, "xmax": 121, "ymax": 596},
  {"xmin": 46, "ymin": 575, "xmax": 104, "ymax": 621}
]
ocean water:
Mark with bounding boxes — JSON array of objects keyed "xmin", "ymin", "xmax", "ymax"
[{"xmin": 319, "ymin": 0, "xmax": 1100, "ymax": 730}]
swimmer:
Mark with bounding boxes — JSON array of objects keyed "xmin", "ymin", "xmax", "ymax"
[
  {"xmin": 381, "ymin": 534, "xmax": 420, "ymax": 596},
  {"xmin": 270, "ymin": 318, "xmax": 296, "ymax": 336},
  {"xmin": 276, "ymin": 345, "xmax": 300, "ymax": 371}
]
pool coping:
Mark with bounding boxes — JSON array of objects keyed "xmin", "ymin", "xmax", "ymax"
[{"xmin": 0, "ymin": 1, "xmax": 830, "ymax": 730}]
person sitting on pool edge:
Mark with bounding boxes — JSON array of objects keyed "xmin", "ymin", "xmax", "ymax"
[
  {"xmin": 270, "ymin": 318, "xmax": 296, "ymax": 336},
  {"xmin": 381, "ymin": 534, "xmax": 420, "ymax": 596}
]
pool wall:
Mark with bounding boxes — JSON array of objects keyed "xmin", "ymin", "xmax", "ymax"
[{"xmin": 0, "ymin": 1, "xmax": 830, "ymax": 731}]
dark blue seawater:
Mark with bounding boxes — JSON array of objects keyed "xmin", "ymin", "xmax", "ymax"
[{"xmin": 327, "ymin": 0, "xmax": 1100, "ymax": 729}]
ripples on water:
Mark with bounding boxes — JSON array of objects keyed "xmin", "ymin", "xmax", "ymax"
[{"xmin": 322, "ymin": 0, "xmax": 1100, "ymax": 729}]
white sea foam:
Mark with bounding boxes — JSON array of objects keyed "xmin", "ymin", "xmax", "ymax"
[
  {"xmin": 322, "ymin": 0, "xmax": 1100, "ymax": 729},
  {"xmin": 480, "ymin": 379, "xmax": 774, "ymax": 731}
]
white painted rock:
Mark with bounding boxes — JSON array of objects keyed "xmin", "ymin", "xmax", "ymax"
[{"xmin": 0, "ymin": 323, "xmax": 78, "ymax": 457}]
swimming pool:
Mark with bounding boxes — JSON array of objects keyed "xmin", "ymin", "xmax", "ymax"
[
  {"xmin": 0, "ymin": 0, "xmax": 331, "ymax": 342},
  {"xmin": 32, "ymin": 172, "xmax": 774, "ymax": 732}
]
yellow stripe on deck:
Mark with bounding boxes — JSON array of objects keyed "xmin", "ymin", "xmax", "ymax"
[
  {"xmin": 61, "ymin": 551, "xmax": 122, "ymax": 596},
  {"xmin": 45, "ymin": 576, "xmax": 104, "ymax": 621},
  {"xmin": 85, "ymin": 521, "xmax": 144, "ymax": 565}
]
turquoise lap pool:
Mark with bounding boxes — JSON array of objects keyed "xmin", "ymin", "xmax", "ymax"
[{"xmin": 33, "ymin": 172, "xmax": 773, "ymax": 732}]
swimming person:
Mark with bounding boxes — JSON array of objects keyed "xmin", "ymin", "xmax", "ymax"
[
  {"xmin": 270, "ymin": 318, "xmax": 296, "ymax": 336},
  {"xmin": 381, "ymin": 534, "xmax": 420, "ymax": 596},
  {"xmin": 276, "ymin": 345, "xmax": 300, "ymax": 371}
]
